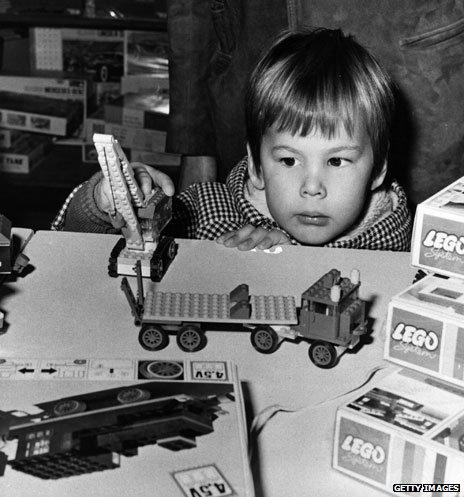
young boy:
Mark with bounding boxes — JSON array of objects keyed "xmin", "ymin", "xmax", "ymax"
[{"xmin": 53, "ymin": 28, "xmax": 412, "ymax": 251}]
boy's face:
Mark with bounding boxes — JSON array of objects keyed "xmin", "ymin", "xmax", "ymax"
[{"xmin": 249, "ymin": 123, "xmax": 386, "ymax": 245}]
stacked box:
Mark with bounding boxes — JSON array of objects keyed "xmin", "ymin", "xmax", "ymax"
[
  {"xmin": 0, "ymin": 133, "xmax": 51, "ymax": 173},
  {"xmin": 334, "ymin": 369, "xmax": 464, "ymax": 494},
  {"xmin": 411, "ymin": 176, "xmax": 464, "ymax": 279},
  {"xmin": 335, "ymin": 176, "xmax": 464, "ymax": 494},
  {"xmin": 385, "ymin": 274, "xmax": 464, "ymax": 387}
]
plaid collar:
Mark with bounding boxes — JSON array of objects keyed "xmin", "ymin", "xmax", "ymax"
[{"xmin": 225, "ymin": 156, "xmax": 412, "ymax": 250}]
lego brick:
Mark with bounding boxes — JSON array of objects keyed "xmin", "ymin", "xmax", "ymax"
[
  {"xmin": 143, "ymin": 290, "xmax": 297, "ymax": 325},
  {"xmin": 302, "ymin": 268, "xmax": 358, "ymax": 305}
]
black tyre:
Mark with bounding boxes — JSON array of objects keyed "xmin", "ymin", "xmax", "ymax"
[
  {"xmin": 308, "ymin": 341, "xmax": 338, "ymax": 369},
  {"xmin": 138, "ymin": 325, "xmax": 169, "ymax": 351},
  {"xmin": 150, "ymin": 258, "xmax": 164, "ymax": 282},
  {"xmin": 176, "ymin": 325, "xmax": 206, "ymax": 352},
  {"xmin": 52, "ymin": 399, "xmax": 86, "ymax": 417},
  {"xmin": 167, "ymin": 238, "xmax": 178, "ymax": 260},
  {"xmin": 116, "ymin": 388, "xmax": 150, "ymax": 404},
  {"xmin": 250, "ymin": 327, "xmax": 280, "ymax": 354}
]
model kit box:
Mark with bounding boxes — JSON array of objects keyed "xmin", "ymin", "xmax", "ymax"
[
  {"xmin": 333, "ymin": 369, "xmax": 464, "ymax": 495},
  {"xmin": 0, "ymin": 133, "xmax": 51, "ymax": 173},
  {"xmin": 0, "ymin": 358, "xmax": 254, "ymax": 497},
  {"xmin": 384, "ymin": 274, "xmax": 464, "ymax": 388},
  {"xmin": 86, "ymin": 108, "xmax": 166, "ymax": 152},
  {"xmin": 411, "ymin": 176, "xmax": 464, "ymax": 279},
  {"xmin": 0, "ymin": 75, "xmax": 88, "ymax": 138}
]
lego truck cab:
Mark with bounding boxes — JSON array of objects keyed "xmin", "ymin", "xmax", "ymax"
[
  {"xmin": 123, "ymin": 266, "xmax": 367, "ymax": 369},
  {"xmin": 251, "ymin": 268, "xmax": 366, "ymax": 368}
]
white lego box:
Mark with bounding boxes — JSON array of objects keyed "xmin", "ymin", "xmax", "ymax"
[
  {"xmin": 411, "ymin": 176, "xmax": 464, "ymax": 279},
  {"xmin": 333, "ymin": 369, "xmax": 464, "ymax": 495},
  {"xmin": 384, "ymin": 274, "xmax": 464, "ymax": 388}
]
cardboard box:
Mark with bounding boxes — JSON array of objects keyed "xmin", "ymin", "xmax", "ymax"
[
  {"xmin": 0, "ymin": 75, "xmax": 88, "ymax": 138},
  {"xmin": 104, "ymin": 91, "xmax": 169, "ymax": 130},
  {"xmin": 385, "ymin": 274, "xmax": 464, "ymax": 388},
  {"xmin": 0, "ymin": 133, "xmax": 51, "ymax": 173},
  {"xmin": 333, "ymin": 369, "xmax": 464, "ymax": 495},
  {"xmin": 86, "ymin": 109, "xmax": 166, "ymax": 153},
  {"xmin": 0, "ymin": 358, "xmax": 254, "ymax": 497},
  {"xmin": 411, "ymin": 176, "xmax": 464, "ymax": 280}
]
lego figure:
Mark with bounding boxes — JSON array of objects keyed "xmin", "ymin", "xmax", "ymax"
[{"xmin": 92, "ymin": 134, "xmax": 177, "ymax": 281}]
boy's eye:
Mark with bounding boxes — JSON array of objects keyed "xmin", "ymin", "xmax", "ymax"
[
  {"xmin": 327, "ymin": 157, "xmax": 349, "ymax": 167},
  {"xmin": 279, "ymin": 157, "xmax": 296, "ymax": 167}
]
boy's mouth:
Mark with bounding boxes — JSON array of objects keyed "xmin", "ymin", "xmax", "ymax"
[{"xmin": 296, "ymin": 212, "xmax": 329, "ymax": 226}]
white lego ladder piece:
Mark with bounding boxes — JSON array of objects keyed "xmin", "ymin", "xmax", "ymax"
[{"xmin": 93, "ymin": 133, "xmax": 144, "ymax": 250}]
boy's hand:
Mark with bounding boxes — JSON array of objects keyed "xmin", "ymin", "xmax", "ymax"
[
  {"xmin": 216, "ymin": 224, "xmax": 290, "ymax": 251},
  {"xmin": 95, "ymin": 162, "xmax": 175, "ymax": 214}
]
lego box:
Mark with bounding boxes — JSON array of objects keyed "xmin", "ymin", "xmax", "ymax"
[
  {"xmin": 0, "ymin": 358, "xmax": 254, "ymax": 497},
  {"xmin": 384, "ymin": 274, "xmax": 464, "ymax": 388},
  {"xmin": 411, "ymin": 176, "xmax": 464, "ymax": 279},
  {"xmin": 333, "ymin": 369, "xmax": 464, "ymax": 495}
]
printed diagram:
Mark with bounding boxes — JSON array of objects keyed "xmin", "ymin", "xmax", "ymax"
[
  {"xmin": 0, "ymin": 381, "xmax": 234, "ymax": 480},
  {"xmin": 348, "ymin": 387, "xmax": 445, "ymax": 435}
]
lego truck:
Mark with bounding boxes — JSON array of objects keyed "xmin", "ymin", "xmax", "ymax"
[
  {"xmin": 122, "ymin": 265, "xmax": 368, "ymax": 369},
  {"xmin": 0, "ymin": 379, "xmax": 231, "ymax": 479}
]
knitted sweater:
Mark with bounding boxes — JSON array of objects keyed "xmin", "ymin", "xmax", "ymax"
[{"xmin": 52, "ymin": 157, "xmax": 412, "ymax": 251}]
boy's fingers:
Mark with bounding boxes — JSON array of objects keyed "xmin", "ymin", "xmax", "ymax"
[
  {"xmin": 96, "ymin": 178, "xmax": 114, "ymax": 213},
  {"xmin": 133, "ymin": 168, "xmax": 153, "ymax": 197},
  {"xmin": 256, "ymin": 236, "xmax": 274, "ymax": 249},
  {"xmin": 131, "ymin": 163, "xmax": 175, "ymax": 197},
  {"xmin": 217, "ymin": 225, "xmax": 257, "ymax": 246}
]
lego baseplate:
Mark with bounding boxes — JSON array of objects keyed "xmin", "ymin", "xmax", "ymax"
[{"xmin": 143, "ymin": 290, "xmax": 298, "ymax": 325}]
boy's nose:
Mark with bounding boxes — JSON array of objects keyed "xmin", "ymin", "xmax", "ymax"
[{"xmin": 300, "ymin": 174, "xmax": 327, "ymax": 198}]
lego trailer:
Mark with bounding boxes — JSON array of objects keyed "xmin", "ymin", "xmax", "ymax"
[{"xmin": 122, "ymin": 267, "xmax": 368, "ymax": 369}]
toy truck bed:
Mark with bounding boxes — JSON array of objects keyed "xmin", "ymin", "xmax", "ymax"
[{"xmin": 142, "ymin": 291, "xmax": 298, "ymax": 325}]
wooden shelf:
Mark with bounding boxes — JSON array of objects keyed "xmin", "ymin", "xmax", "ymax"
[{"xmin": 0, "ymin": 13, "xmax": 166, "ymax": 31}]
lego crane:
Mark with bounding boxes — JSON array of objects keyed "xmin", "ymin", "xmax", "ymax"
[{"xmin": 93, "ymin": 133, "xmax": 177, "ymax": 281}]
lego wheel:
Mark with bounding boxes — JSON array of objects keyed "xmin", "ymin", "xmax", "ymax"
[
  {"xmin": 150, "ymin": 258, "xmax": 164, "ymax": 282},
  {"xmin": 116, "ymin": 387, "xmax": 150, "ymax": 404},
  {"xmin": 139, "ymin": 360, "xmax": 184, "ymax": 379},
  {"xmin": 138, "ymin": 325, "xmax": 169, "ymax": 351},
  {"xmin": 250, "ymin": 327, "xmax": 280, "ymax": 354},
  {"xmin": 167, "ymin": 238, "xmax": 178, "ymax": 260},
  {"xmin": 176, "ymin": 325, "xmax": 207, "ymax": 352},
  {"xmin": 52, "ymin": 399, "xmax": 87, "ymax": 417},
  {"xmin": 308, "ymin": 342, "xmax": 338, "ymax": 369}
]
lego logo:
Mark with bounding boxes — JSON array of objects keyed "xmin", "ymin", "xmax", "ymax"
[
  {"xmin": 423, "ymin": 230, "xmax": 464, "ymax": 254},
  {"xmin": 341, "ymin": 435, "xmax": 385, "ymax": 464},
  {"xmin": 391, "ymin": 323, "xmax": 438, "ymax": 351}
]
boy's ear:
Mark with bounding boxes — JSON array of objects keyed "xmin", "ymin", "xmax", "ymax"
[
  {"xmin": 246, "ymin": 143, "xmax": 265, "ymax": 190},
  {"xmin": 370, "ymin": 158, "xmax": 388, "ymax": 191}
]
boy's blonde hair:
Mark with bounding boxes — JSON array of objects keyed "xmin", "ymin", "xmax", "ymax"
[{"xmin": 245, "ymin": 28, "xmax": 396, "ymax": 174}]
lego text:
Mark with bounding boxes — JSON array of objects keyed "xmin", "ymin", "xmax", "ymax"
[
  {"xmin": 391, "ymin": 323, "xmax": 439, "ymax": 351},
  {"xmin": 422, "ymin": 230, "xmax": 464, "ymax": 254},
  {"xmin": 340, "ymin": 435, "xmax": 385, "ymax": 464}
]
